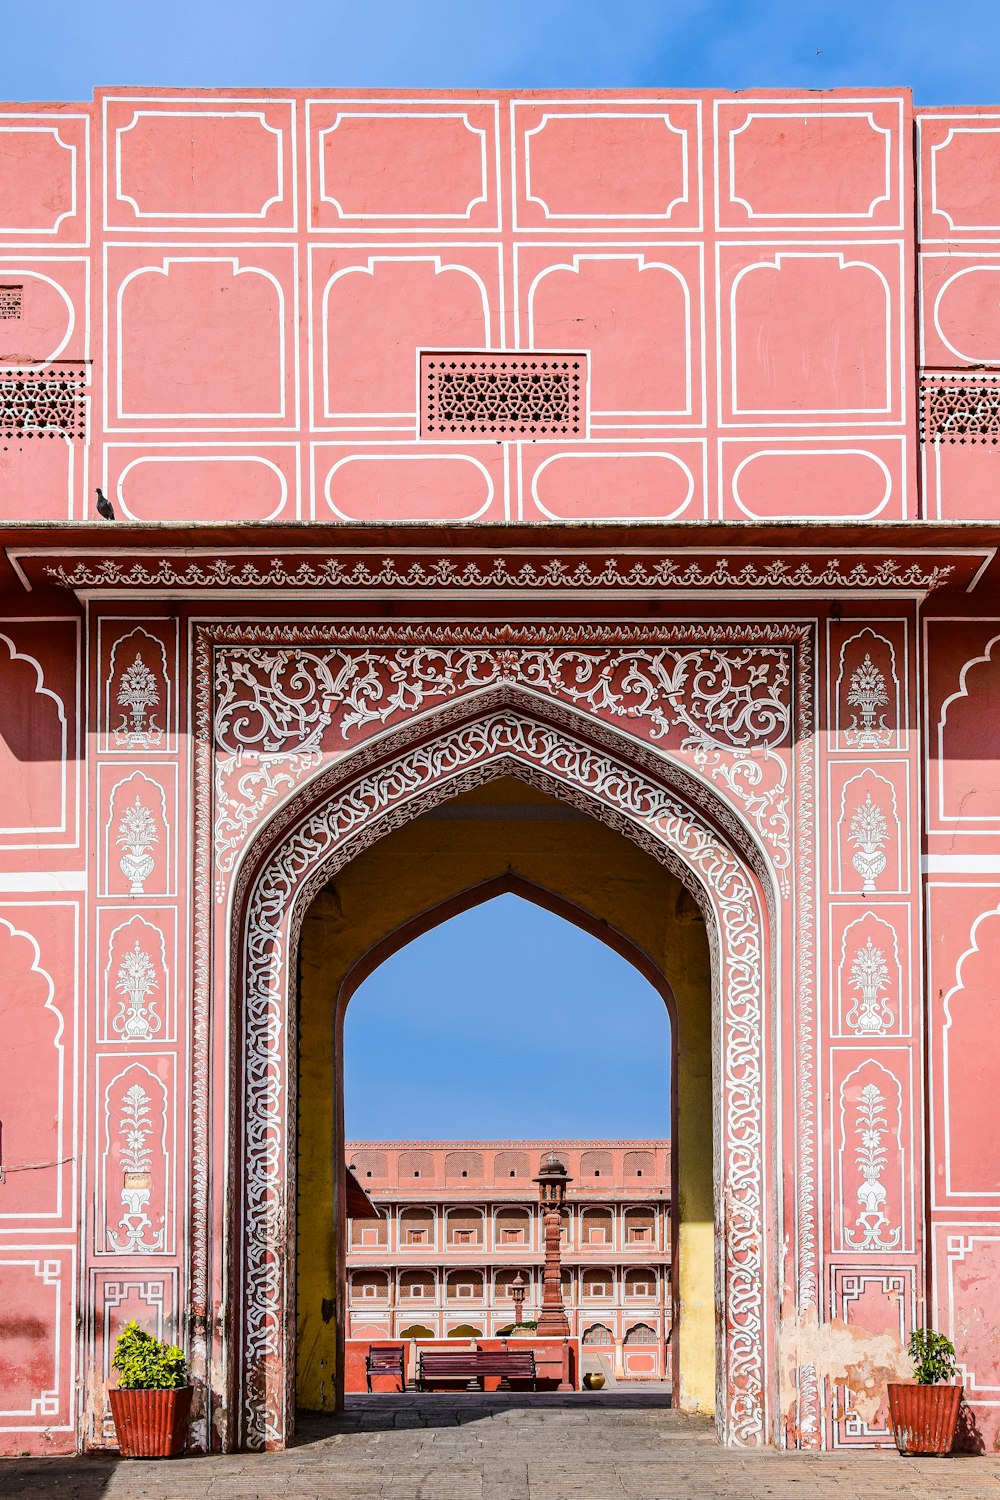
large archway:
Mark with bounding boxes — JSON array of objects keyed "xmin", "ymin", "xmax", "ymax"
[
  {"xmin": 296, "ymin": 818, "xmax": 692, "ymax": 1410},
  {"xmin": 225, "ymin": 690, "xmax": 777, "ymax": 1451}
]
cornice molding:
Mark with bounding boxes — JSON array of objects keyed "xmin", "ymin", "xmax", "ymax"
[{"xmin": 26, "ymin": 549, "xmax": 967, "ymax": 595}]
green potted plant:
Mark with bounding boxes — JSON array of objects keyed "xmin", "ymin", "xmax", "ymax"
[
  {"xmin": 887, "ymin": 1328, "xmax": 962, "ymax": 1456},
  {"xmin": 108, "ymin": 1320, "xmax": 192, "ymax": 1458}
]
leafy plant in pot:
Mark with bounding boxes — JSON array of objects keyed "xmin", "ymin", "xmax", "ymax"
[
  {"xmin": 887, "ymin": 1328, "xmax": 962, "ymax": 1456},
  {"xmin": 108, "ymin": 1320, "xmax": 192, "ymax": 1458}
]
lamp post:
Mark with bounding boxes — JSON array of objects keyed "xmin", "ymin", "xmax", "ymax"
[
  {"xmin": 533, "ymin": 1152, "xmax": 571, "ymax": 1339},
  {"xmin": 509, "ymin": 1270, "xmax": 527, "ymax": 1330}
]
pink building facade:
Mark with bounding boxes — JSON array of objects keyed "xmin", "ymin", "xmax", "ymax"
[
  {"xmin": 345, "ymin": 1141, "xmax": 671, "ymax": 1381},
  {"xmin": 0, "ymin": 87, "xmax": 1000, "ymax": 1455}
]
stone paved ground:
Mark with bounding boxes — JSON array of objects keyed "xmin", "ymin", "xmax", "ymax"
[{"xmin": 4, "ymin": 1391, "xmax": 1000, "ymax": 1499}]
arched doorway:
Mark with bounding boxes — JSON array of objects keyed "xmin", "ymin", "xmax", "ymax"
[
  {"xmin": 294, "ymin": 781, "xmax": 701, "ymax": 1417},
  {"xmin": 225, "ymin": 692, "xmax": 775, "ymax": 1451},
  {"xmin": 338, "ymin": 882, "xmax": 680, "ymax": 1398}
]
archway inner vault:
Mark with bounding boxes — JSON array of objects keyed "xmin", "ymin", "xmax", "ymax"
[{"xmin": 295, "ymin": 778, "xmax": 710, "ymax": 1412}]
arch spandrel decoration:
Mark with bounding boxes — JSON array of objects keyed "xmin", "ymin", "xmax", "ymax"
[
  {"xmin": 189, "ymin": 623, "xmax": 818, "ymax": 1453},
  {"xmin": 206, "ymin": 626, "xmax": 798, "ymax": 896}
]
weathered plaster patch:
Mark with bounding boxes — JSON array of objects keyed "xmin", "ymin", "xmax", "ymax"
[{"xmin": 780, "ymin": 1301, "xmax": 909, "ymax": 1432}]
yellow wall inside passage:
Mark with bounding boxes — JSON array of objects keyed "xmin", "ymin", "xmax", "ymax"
[{"xmin": 296, "ymin": 775, "xmax": 715, "ymax": 1414}]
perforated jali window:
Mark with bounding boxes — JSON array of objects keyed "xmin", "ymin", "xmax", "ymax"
[
  {"xmin": 420, "ymin": 352, "xmax": 587, "ymax": 439},
  {"xmin": 0, "ymin": 286, "xmax": 23, "ymax": 319},
  {"xmin": 0, "ymin": 365, "xmax": 87, "ymax": 440},
  {"xmin": 920, "ymin": 373, "xmax": 1000, "ymax": 443}
]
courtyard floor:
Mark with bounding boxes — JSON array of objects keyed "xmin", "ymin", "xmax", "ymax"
[{"xmin": 4, "ymin": 1390, "xmax": 1000, "ymax": 1499}]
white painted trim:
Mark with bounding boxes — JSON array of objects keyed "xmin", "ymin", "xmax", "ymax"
[
  {"xmin": 0, "ymin": 871, "xmax": 86, "ymax": 891},
  {"xmin": 922, "ymin": 854, "xmax": 1000, "ymax": 873}
]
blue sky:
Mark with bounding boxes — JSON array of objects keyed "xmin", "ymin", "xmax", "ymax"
[
  {"xmin": 344, "ymin": 895, "xmax": 671, "ymax": 1140},
  {"xmin": 5, "ymin": 0, "xmax": 1000, "ymax": 103}
]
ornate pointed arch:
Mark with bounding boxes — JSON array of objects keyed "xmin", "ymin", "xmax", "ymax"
[{"xmin": 224, "ymin": 689, "xmax": 776, "ymax": 1451}]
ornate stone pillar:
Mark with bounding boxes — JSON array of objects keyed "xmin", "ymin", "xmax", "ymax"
[{"xmin": 534, "ymin": 1153, "xmax": 571, "ymax": 1339}]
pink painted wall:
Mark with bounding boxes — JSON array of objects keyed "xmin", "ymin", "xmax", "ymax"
[{"xmin": 0, "ymin": 87, "xmax": 995, "ymax": 524}]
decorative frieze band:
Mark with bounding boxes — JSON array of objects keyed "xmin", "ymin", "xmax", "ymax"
[{"xmin": 41, "ymin": 552, "xmax": 956, "ymax": 594}]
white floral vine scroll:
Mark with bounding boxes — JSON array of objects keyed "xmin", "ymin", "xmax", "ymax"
[{"xmin": 844, "ymin": 1081, "xmax": 902, "ymax": 1252}]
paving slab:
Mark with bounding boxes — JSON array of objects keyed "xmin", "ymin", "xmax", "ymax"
[{"xmin": 3, "ymin": 1392, "xmax": 1000, "ymax": 1499}]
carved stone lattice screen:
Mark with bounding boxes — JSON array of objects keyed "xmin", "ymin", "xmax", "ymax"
[
  {"xmin": 920, "ymin": 373, "xmax": 1000, "ymax": 444},
  {"xmin": 0, "ymin": 365, "xmax": 88, "ymax": 440},
  {"xmin": 420, "ymin": 352, "xmax": 587, "ymax": 438}
]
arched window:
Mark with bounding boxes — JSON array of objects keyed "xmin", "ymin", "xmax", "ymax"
[
  {"xmin": 580, "ymin": 1149, "xmax": 614, "ymax": 1180},
  {"xmin": 351, "ymin": 1270, "xmax": 389, "ymax": 1301},
  {"xmin": 582, "ymin": 1323, "xmax": 613, "ymax": 1346},
  {"xmin": 445, "ymin": 1206, "xmax": 484, "ymax": 1246},
  {"xmin": 624, "ymin": 1267, "xmax": 656, "ymax": 1298},
  {"xmin": 623, "ymin": 1206, "xmax": 656, "ymax": 1246},
  {"xmin": 398, "ymin": 1205, "xmax": 435, "ymax": 1247},
  {"xmin": 399, "ymin": 1269, "xmax": 435, "ymax": 1300},
  {"xmin": 398, "ymin": 1149, "xmax": 435, "ymax": 1181},
  {"xmin": 625, "ymin": 1322, "xmax": 658, "ymax": 1345},
  {"xmin": 446, "ymin": 1269, "xmax": 484, "ymax": 1301},
  {"xmin": 494, "ymin": 1205, "xmax": 531, "ymax": 1248},
  {"xmin": 582, "ymin": 1267, "xmax": 613, "ymax": 1299},
  {"xmin": 445, "ymin": 1150, "xmax": 483, "ymax": 1183},
  {"xmin": 350, "ymin": 1148, "xmax": 388, "ymax": 1181},
  {"xmin": 581, "ymin": 1207, "xmax": 615, "ymax": 1246},
  {"xmin": 494, "ymin": 1149, "xmax": 530, "ymax": 1180}
]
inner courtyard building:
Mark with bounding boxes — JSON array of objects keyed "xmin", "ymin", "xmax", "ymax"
[{"xmin": 343, "ymin": 1139, "xmax": 673, "ymax": 1384}]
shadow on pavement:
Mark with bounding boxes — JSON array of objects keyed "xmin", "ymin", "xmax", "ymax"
[
  {"xmin": 294, "ymin": 1387, "xmax": 691, "ymax": 1443},
  {"xmin": 0, "ymin": 1455, "xmax": 118, "ymax": 1496}
]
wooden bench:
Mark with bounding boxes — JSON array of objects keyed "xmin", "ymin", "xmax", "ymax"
[
  {"xmin": 365, "ymin": 1344, "xmax": 406, "ymax": 1392},
  {"xmin": 418, "ymin": 1348, "xmax": 537, "ymax": 1392}
]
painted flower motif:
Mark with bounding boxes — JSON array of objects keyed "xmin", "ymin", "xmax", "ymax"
[
  {"xmin": 115, "ymin": 652, "xmax": 163, "ymax": 747},
  {"xmin": 117, "ymin": 796, "xmax": 158, "ymax": 851},
  {"xmin": 847, "ymin": 937, "xmax": 893, "ymax": 1034},
  {"xmin": 849, "ymin": 794, "xmax": 888, "ymax": 850},
  {"xmin": 492, "ymin": 650, "xmax": 521, "ymax": 681},
  {"xmin": 108, "ymin": 1080, "xmax": 164, "ymax": 1254},
  {"xmin": 845, "ymin": 653, "xmax": 892, "ymax": 749},
  {"xmin": 845, "ymin": 1080, "xmax": 900, "ymax": 1251},
  {"xmin": 114, "ymin": 939, "xmax": 160, "ymax": 1040}
]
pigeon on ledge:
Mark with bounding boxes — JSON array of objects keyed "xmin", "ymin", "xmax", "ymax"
[{"xmin": 95, "ymin": 487, "xmax": 115, "ymax": 520}]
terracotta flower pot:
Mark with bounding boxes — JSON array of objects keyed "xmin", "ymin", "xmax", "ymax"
[
  {"xmin": 108, "ymin": 1385, "xmax": 193, "ymax": 1458},
  {"xmin": 887, "ymin": 1382, "xmax": 962, "ymax": 1456}
]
